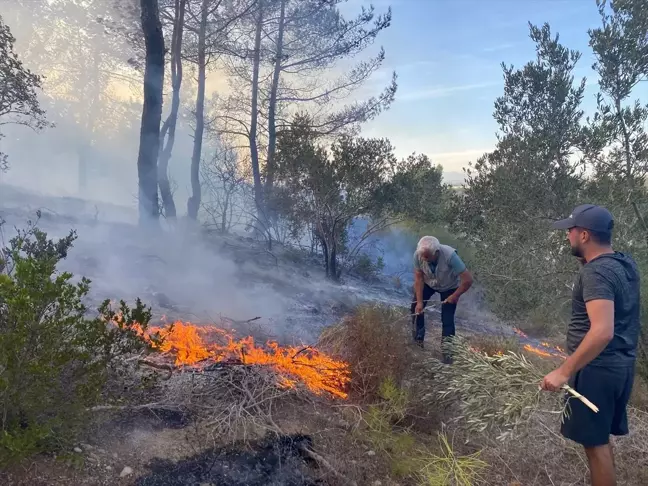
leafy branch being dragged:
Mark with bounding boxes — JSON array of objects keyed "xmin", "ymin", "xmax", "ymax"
[{"xmin": 419, "ymin": 338, "xmax": 598, "ymax": 441}]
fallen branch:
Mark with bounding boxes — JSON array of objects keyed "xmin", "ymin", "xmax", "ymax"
[
  {"xmin": 220, "ymin": 315, "xmax": 262, "ymax": 326},
  {"xmin": 138, "ymin": 358, "xmax": 175, "ymax": 372},
  {"xmin": 89, "ymin": 402, "xmax": 179, "ymax": 412},
  {"xmin": 291, "ymin": 345, "xmax": 313, "ymax": 359}
]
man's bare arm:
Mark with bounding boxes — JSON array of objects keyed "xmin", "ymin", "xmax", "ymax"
[
  {"xmin": 451, "ymin": 270, "xmax": 473, "ymax": 300},
  {"xmin": 541, "ymin": 299, "xmax": 614, "ymax": 391},
  {"xmin": 561, "ymin": 299, "xmax": 614, "ymax": 376},
  {"xmin": 414, "ymin": 269, "xmax": 424, "ymax": 308}
]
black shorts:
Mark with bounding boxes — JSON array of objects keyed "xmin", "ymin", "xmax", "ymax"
[{"xmin": 561, "ymin": 364, "xmax": 635, "ymax": 448}]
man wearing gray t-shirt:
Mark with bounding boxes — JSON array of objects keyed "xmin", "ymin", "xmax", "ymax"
[{"xmin": 541, "ymin": 204, "xmax": 640, "ymax": 486}]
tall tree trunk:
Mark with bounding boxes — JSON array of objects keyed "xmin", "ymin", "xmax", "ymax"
[
  {"xmin": 158, "ymin": 0, "xmax": 186, "ymax": 219},
  {"xmin": 264, "ymin": 0, "xmax": 286, "ymax": 195},
  {"xmin": 138, "ymin": 0, "xmax": 165, "ymax": 226},
  {"xmin": 330, "ymin": 242, "xmax": 338, "ymax": 281},
  {"xmin": 222, "ymin": 191, "xmax": 231, "ymax": 233},
  {"xmin": 187, "ymin": 0, "xmax": 208, "ymax": 220},
  {"xmin": 249, "ymin": 0, "xmax": 264, "ymax": 215},
  {"xmin": 321, "ymin": 237, "xmax": 329, "ymax": 277}
]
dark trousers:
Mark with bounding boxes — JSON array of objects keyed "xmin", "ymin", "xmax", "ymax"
[
  {"xmin": 561, "ymin": 364, "xmax": 634, "ymax": 447},
  {"xmin": 411, "ymin": 284, "xmax": 457, "ymax": 359}
]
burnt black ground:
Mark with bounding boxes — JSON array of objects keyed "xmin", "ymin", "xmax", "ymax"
[{"xmin": 135, "ymin": 434, "xmax": 321, "ymax": 486}]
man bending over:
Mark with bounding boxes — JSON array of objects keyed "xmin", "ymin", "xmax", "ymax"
[{"xmin": 411, "ymin": 236, "xmax": 473, "ymax": 362}]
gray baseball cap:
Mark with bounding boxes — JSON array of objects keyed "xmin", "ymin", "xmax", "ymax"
[{"xmin": 552, "ymin": 204, "xmax": 614, "ymax": 233}]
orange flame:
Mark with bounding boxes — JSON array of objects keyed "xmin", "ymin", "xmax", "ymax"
[
  {"xmin": 523, "ymin": 344, "xmax": 554, "ymax": 358},
  {"xmin": 469, "ymin": 337, "xmax": 567, "ymax": 361},
  {"xmin": 131, "ymin": 320, "xmax": 350, "ymax": 399},
  {"xmin": 523, "ymin": 343, "xmax": 567, "ymax": 360}
]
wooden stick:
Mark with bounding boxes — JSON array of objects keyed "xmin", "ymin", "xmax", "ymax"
[{"xmin": 562, "ymin": 384, "xmax": 599, "ymax": 413}]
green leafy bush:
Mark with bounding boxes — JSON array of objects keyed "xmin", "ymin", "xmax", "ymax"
[
  {"xmin": 352, "ymin": 253, "xmax": 385, "ymax": 281},
  {"xmin": 0, "ymin": 221, "xmax": 153, "ymax": 465}
]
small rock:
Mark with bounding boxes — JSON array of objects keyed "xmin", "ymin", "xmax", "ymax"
[
  {"xmin": 120, "ymin": 466, "xmax": 133, "ymax": 478},
  {"xmin": 112, "ymin": 453, "xmax": 119, "ymax": 459},
  {"xmin": 73, "ymin": 447, "xmax": 82, "ymax": 454},
  {"xmin": 106, "ymin": 466, "xmax": 113, "ymax": 471},
  {"xmin": 81, "ymin": 443, "xmax": 94, "ymax": 451},
  {"xmin": 366, "ymin": 450, "xmax": 376, "ymax": 456},
  {"xmin": 373, "ymin": 481, "xmax": 382, "ymax": 486}
]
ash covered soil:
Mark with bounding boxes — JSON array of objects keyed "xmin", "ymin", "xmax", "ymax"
[{"xmin": 0, "ymin": 184, "xmax": 529, "ymax": 485}]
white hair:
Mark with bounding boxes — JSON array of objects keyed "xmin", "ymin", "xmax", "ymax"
[{"xmin": 416, "ymin": 236, "xmax": 440, "ymax": 254}]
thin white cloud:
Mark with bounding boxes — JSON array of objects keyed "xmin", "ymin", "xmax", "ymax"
[{"xmin": 399, "ymin": 82, "xmax": 500, "ymax": 101}]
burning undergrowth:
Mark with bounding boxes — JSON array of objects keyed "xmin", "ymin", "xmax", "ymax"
[
  {"xmin": 513, "ymin": 327, "xmax": 568, "ymax": 359},
  {"xmin": 97, "ymin": 314, "xmax": 353, "ymax": 453},
  {"xmin": 135, "ymin": 434, "xmax": 321, "ymax": 486},
  {"xmin": 128, "ymin": 319, "xmax": 351, "ymax": 399}
]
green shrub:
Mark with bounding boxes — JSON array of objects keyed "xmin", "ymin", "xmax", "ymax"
[
  {"xmin": 363, "ymin": 377, "xmax": 418, "ymax": 478},
  {"xmin": 0, "ymin": 221, "xmax": 153, "ymax": 465},
  {"xmin": 352, "ymin": 253, "xmax": 385, "ymax": 281}
]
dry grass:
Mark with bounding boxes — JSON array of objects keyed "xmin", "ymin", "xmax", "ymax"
[
  {"xmin": 109, "ymin": 361, "xmax": 308, "ymax": 452},
  {"xmin": 467, "ymin": 406, "xmax": 648, "ymax": 486},
  {"xmin": 630, "ymin": 374, "xmax": 648, "ymax": 411},
  {"xmin": 319, "ymin": 304, "xmax": 413, "ymax": 401}
]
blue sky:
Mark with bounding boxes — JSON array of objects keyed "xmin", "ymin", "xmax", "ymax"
[{"xmin": 350, "ymin": 0, "xmax": 648, "ymax": 178}]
